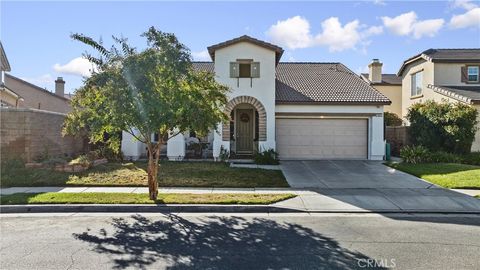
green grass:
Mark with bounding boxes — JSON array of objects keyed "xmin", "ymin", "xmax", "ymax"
[
  {"xmin": 0, "ymin": 192, "xmax": 296, "ymax": 205},
  {"xmin": 388, "ymin": 162, "xmax": 480, "ymax": 189},
  {"xmin": 1, "ymin": 161, "xmax": 288, "ymax": 188}
]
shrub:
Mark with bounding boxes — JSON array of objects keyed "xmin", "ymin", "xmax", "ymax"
[
  {"xmin": 254, "ymin": 149, "xmax": 279, "ymax": 165},
  {"xmin": 429, "ymin": 151, "xmax": 461, "ymax": 163},
  {"xmin": 384, "ymin": 112, "xmax": 403, "ymax": 126},
  {"xmin": 219, "ymin": 146, "xmax": 230, "ymax": 162},
  {"xmin": 407, "ymin": 101, "xmax": 478, "ymax": 154},
  {"xmin": 69, "ymin": 155, "xmax": 91, "ymax": 167},
  {"xmin": 461, "ymin": 152, "xmax": 480, "ymax": 166},
  {"xmin": 400, "ymin": 145, "xmax": 431, "ymax": 164}
]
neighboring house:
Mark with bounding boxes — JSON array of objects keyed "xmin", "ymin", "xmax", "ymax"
[
  {"xmin": 0, "ymin": 41, "xmax": 71, "ymax": 113},
  {"xmin": 360, "ymin": 59, "xmax": 402, "ymax": 116},
  {"xmin": 121, "ymin": 35, "xmax": 390, "ymax": 160},
  {"xmin": 4, "ymin": 74, "xmax": 71, "ymax": 114},
  {"xmin": 397, "ymin": 48, "xmax": 480, "ymax": 151},
  {"xmin": 1, "ymin": 41, "xmax": 23, "ymax": 108}
]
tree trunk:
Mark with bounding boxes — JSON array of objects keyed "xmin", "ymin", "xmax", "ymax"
[{"xmin": 147, "ymin": 144, "xmax": 159, "ymax": 200}]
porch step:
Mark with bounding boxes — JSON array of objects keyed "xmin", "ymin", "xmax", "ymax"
[{"xmin": 229, "ymin": 159, "xmax": 255, "ymax": 164}]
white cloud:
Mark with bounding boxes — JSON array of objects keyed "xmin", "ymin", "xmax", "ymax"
[
  {"xmin": 382, "ymin": 11, "xmax": 418, "ymax": 36},
  {"xmin": 20, "ymin": 74, "xmax": 54, "ymax": 85},
  {"xmin": 266, "ymin": 16, "xmax": 382, "ymax": 52},
  {"xmin": 382, "ymin": 11, "xmax": 444, "ymax": 39},
  {"xmin": 413, "ymin": 19, "xmax": 445, "ymax": 38},
  {"xmin": 373, "ymin": 0, "xmax": 386, "ymax": 6},
  {"xmin": 266, "ymin": 16, "xmax": 312, "ymax": 49},
  {"xmin": 449, "ymin": 7, "xmax": 480, "ymax": 28},
  {"xmin": 363, "ymin": 25, "xmax": 384, "ymax": 37},
  {"xmin": 452, "ymin": 0, "xmax": 478, "ymax": 10},
  {"xmin": 315, "ymin": 17, "xmax": 361, "ymax": 52},
  {"xmin": 53, "ymin": 57, "xmax": 96, "ymax": 77},
  {"xmin": 191, "ymin": 50, "xmax": 211, "ymax": 61}
]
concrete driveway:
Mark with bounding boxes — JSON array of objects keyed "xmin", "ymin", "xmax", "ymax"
[
  {"xmin": 280, "ymin": 160, "xmax": 432, "ymax": 189},
  {"xmin": 278, "ymin": 160, "xmax": 480, "ymax": 212}
]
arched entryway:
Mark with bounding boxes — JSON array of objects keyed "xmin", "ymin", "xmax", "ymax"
[{"xmin": 222, "ymin": 96, "xmax": 267, "ymax": 155}]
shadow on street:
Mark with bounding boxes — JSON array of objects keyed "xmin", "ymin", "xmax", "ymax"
[{"xmin": 73, "ymin": 214, "xmax": 385, "ymax": 269}]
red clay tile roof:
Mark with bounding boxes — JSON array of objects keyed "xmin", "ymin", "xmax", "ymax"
[
  {"xmin": 207, "ymin": 35, "xmax": 284, "ymax": 64},
  {"xmin": 193, "ymin": 62, "xmax": 391, "ymax": 105}
]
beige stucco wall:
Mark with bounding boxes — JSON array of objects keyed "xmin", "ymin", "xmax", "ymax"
[
  {"xmin": 434, "ymin": 62, "xmax": 480, "ymax": 86},
  {"xmin": 0, "ymin": 89, "xmax": 19, "ymax": 107},
  {"xmin": 5, "ymin": 75, "xmax": 71, "ymax": 113},
  {"xmin": 473, "ymin": 105, "xmax": 480, "ymax": 152},
  {"xmin": 371, "ymin": 84, "xmax": 402, "ymax": 116}
]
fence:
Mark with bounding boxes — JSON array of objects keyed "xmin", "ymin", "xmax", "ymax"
[
  {"xmin": 1, "ymin": 108, "xmax": 87, "ymax": 162},
  {"xmin": 385, "ymin": 126, "xmax": 410, "ymax": 157}
]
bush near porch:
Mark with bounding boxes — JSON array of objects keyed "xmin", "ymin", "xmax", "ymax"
[
  {"xmin": 1, "ymin": 161, "xmax": 289, "ymax": 188},
  {"xmin": 406, "ymin": 101, "xmax": 478, "ymax": 154}
]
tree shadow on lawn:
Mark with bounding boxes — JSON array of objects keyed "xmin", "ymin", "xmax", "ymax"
[{"xmin": 73, "ymin": 214, "xmax": 382, "ymax": 270}]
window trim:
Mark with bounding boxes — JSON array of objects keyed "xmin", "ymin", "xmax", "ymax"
[
  {"xmin": 467, "ymin": 66, "xmax": 479, "ymax": 83},
  {"xmin": 410, "ymin": 70, "xmax": 423, "ymax": 97}
]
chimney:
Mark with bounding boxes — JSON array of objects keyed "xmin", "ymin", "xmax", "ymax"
[
  {"xmin": 55, "ymin": 77, "xmax": 65, "ymax": 97},
  {"xmin": 368, "ymin": 59, "xmax": 383, "ymax": 83}
]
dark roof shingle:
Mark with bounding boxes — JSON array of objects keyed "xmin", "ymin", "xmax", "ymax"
[
  {"xmin": 361, "ymin": 73, "xmax": 402, "ymax": 85},
  {"xmin": 398, "ymin": 48, "xmax": 480, "ymax": 76},
  {"xmin": 193, "ymin": 62, "xmax": 391, "ymax": 105}
]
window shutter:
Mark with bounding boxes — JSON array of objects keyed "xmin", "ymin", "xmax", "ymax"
[
  {"xmin": 461, "ymin": 66, "xmax": 468, "ymax": 82},
  {"xmin": 251, "ymin": 62, "xmax": 260, "ymax": 78},
  {"xmin": 230, "ymin": 62, "xmax": 239, "ymax": 78}
]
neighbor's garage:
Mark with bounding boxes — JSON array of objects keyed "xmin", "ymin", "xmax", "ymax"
[{"xmin": 275, "ymin": 118, "xmax": 368, "ymax": 160}]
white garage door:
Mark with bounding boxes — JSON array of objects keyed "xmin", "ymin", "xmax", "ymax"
[{"xmin": 276, "ymin": 118, "xmax": 368, "ymax": 159}]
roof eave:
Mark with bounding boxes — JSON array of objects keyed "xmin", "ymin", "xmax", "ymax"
[{"xmin": 275, "ymin": 101, "xmax": 391, "ymax": 106}]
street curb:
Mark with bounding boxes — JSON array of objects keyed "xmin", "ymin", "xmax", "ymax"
[
  {"xmin": 1, "ymin": 204, "xmax": 480, "ymax": 214},
  {"xmin": 0, "ymin": 204, "xmax": 302, "ymax": 214}
]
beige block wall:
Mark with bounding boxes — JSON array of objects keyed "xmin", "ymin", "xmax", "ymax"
[
  {"xmin": 5, "ymin": 75, "xmax": 71, "ymax": 113},
  {"xmin": 372, "ymin": 84, "xmax": 402, "ymax": 116},
  {"xmin": 1, "ymin": 108, "xmax": 86, "ymax": 162}
]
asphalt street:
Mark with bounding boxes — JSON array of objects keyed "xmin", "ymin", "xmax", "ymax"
[{"xmin": 1, "ymin": 213, "xmax": 479, "ymax": 269}]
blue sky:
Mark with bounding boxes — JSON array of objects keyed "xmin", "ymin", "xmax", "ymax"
[{"xmin": 1, "ymin": 0, "xmax": 479, "ymax": 93}]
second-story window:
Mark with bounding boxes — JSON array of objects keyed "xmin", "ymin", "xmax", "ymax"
[
  {"xmin": 411, "ymin": 71, "xmax": 423, "ymax": 97},
  {"xmin": 230, "ymin": 61, "xmax": 260, "ymax": 78},
  {"xmin": 239, "ymin": 63, "xmax": 251, "ymax": 78},
  {"xmin": 468, "ymin": 66, "xmax": 479, "ymax": 82}
]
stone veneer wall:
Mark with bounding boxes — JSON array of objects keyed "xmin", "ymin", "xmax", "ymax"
[{"xmin": 1, "ymin": 108, "xmax": 86, "ymax": 162}]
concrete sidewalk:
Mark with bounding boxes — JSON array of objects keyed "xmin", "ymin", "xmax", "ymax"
[{"xmin": 1, "ymin": 186, "xmax": 480, "ymax": 213}]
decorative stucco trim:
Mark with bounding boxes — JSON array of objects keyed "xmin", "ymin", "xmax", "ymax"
[
  {"xmin": 427, "ymin": 84, "xmax": 473, "ymax": 104},
  {"xmin": 222, "ymin": 95, "xmax": 267, "ymax": 141}
]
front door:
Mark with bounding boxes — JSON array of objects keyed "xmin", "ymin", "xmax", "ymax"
[{"xmin": 236, "ymin": 109, "xmax": 254, "ymax": 154}]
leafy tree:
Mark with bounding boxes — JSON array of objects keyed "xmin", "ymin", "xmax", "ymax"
[
  {"xmin": 64, "ymin": 27, "xmax": 229, "ymax": 199},
  {"xmin": 384, "ymin": 112, "xmax": 403, "ymax": 126},
  {"xmin": 406, "ymin": 100, "xmax": 478, "ymax": 154}
]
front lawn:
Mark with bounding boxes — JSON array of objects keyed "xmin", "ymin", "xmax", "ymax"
[
  {"xmin": 388, "ymin": 163, "xmax": 480, "ymax": 189},
  {"xmin": 1, "ymin": 161, "xmax": 289, "ymax": 188},
  {"xmin": 0, "ymin": 192, "xmax": 295, "ymax": 205}
]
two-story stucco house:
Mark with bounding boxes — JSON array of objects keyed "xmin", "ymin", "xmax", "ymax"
[
  {"xmin": 397, "ymin": 48, "xmax": 480, "ymax": 151},
  {"xmin": 121, "ymin": 35, "xmax": 390, "ymax": 161}
]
